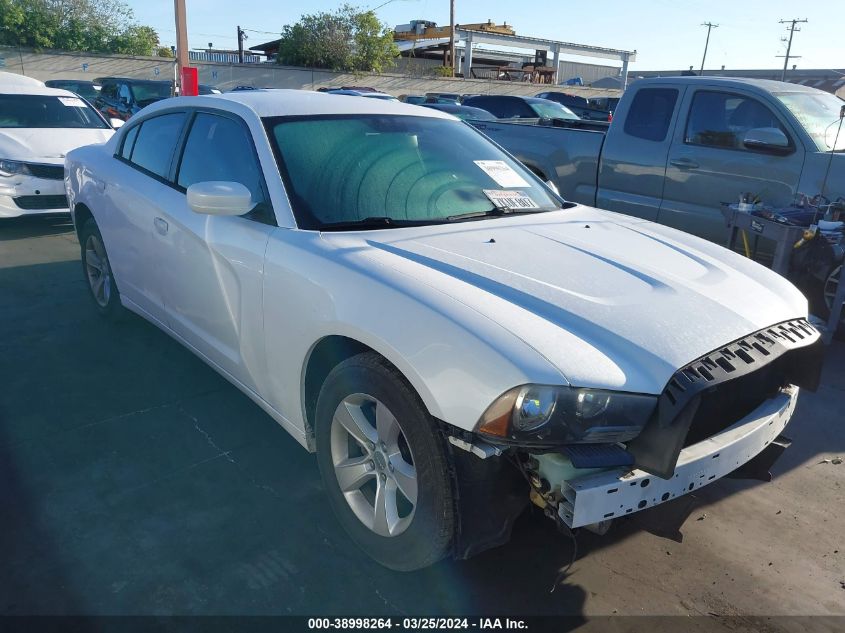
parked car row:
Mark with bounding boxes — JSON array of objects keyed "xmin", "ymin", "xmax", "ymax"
[{"xmin": 59, "ymin": 88, "xmax": 824, "ymax": 572}]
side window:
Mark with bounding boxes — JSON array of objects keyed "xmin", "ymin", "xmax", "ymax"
[
  {"xmin": 129, "ymin": 112, "xmax": 187, "ymax": 178},
  {"xmin": 477, "ymin": 98, "xmax": 529, "ymax": 119},
  {"xmin": 623, "ymin": 88, "xmax": 679, "ymax": 142},
  {"xmin": 118, "ymin": 84, "xmax": 132, "ymax": 104},
  {"xmin": 176, "ymin": 113, "xmax": 266, "ymax": 207},
  {"xmin": 100, "ymin": 83, "xmax": 117, "ymax": 99},
  {"xmin": 120, "ymin": 124, "xmax": 140, "ymax": 160},
  {"xmin": 685, "ymin": 91, "xmax": 787, "ymax": 150}
]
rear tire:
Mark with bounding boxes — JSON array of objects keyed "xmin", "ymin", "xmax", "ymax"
[
  {"xmin": 315, "ymin": 352, "xmax": 455, "ymax": 571},
  {"xmin": 79, "ymin": 217, "xmax": 124, "ymax": 321}
]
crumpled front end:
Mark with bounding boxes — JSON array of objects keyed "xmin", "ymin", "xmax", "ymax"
[
  {"xmin": 524, "ymin": 318, "xmax": 824, "ymax": 529},
  {"xmin": 0, "ymin": 161, "xmax": 68, "ymax": 217}
]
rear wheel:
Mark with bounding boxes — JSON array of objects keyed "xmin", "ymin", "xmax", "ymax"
[
  {"xmin": 315, "ymin": 352, "xmax": 455, "ymax": 571},
  {"xmin": 79, "ymin": 218, "xmax": 124, "ymax": 320}
]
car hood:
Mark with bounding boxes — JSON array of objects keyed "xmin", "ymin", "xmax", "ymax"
[
  {"xmin": 0, "ymin": 128, "xmax": 114, "ymax": 163},
  {"xmin": 333, "ymin": 206, "xmax": 809, "ymax": 394}
]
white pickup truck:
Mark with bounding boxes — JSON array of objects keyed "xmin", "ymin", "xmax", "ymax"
[{"xmin": 473, "ymin": 77, "xmax": 845, "ymax": 244}]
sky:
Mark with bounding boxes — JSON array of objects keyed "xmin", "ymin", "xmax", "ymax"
[{"xmin": 132, "ymin": 0, "xmax": 844, "ymax": 72}]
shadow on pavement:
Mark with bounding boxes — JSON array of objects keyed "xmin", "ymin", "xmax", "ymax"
[{"xmin": 0, "ymin": 215, "xmax": 75, "ymax": 241}]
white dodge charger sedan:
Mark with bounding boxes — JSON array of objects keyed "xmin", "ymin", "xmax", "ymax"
[
  {"xmin": 1, "ymin": 75, "xmax": 114, "ymax": 217},
  {"xmin": 65, "ymin": 90, "xmax": 823, "ymax": 570}
]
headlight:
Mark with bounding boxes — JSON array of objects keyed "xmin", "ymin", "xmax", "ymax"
[
  {"xmin": 477, "ymin": 384, "xmax": 657, "ymax": 446},
  {"xmin": 0, "ymin": 159, "xmax": 29, "ymax": 177}
]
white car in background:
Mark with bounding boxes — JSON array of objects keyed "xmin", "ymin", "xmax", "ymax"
[
  {"xmin": 0, "ymin": 72, "xmax": 115, "ymax": 218},
  {"xmin": 65, "ymin": 91, "xmax": 823, "ymax": 571}
]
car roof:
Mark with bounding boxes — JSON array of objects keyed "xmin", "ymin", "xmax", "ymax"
[
  {"xmin": 46, "ymin": 79, "xmax": 96, "ymax": 85},
  {"xmin": 95, "ymin": 77, "xmax": 170, "ymax": 84},
  {"xmin": 0, "ymin": 83, "xmax": 82, "ymax": 98},
  {"xmin": 0, "ymin": 71, "xmax": 46, "ymax": 89},
  {"xmin": 147, "ymin": 89, "xmax": 456, "ymax": 120},
  {"xmin": 635, "ymin": 75, "xmax": 833, "ymax": 96}
]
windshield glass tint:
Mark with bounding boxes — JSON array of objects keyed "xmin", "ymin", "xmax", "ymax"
[
  {"xmin": 527, "ymin": 99, "xmax": 578, "ymax": 120},
  {"xmin": 130, "ymin": 82, "xmax": 172, "ymax": 103},
  {"xmin": 776, "ymin": 91, "xmax": 845, "ymax": 151},
  {"xmin": 266, "ymin": 115, "xmax": 561, "ymax": 229},
  {"xmin": 0, "ymin": 94, "xmax": 108, "ymax": 129}
]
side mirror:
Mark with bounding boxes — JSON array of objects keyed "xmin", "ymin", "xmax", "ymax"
[
  {"xmin": 109, "ymin": 118, "xmax": 124, "ymax": 129},
  {"xmin": 187, "ymin": 181, "xmax": 254, "ymax": 216},
  {"xmin": 743, "ymin": 127, "xmax": 791, "ymax": 154}
]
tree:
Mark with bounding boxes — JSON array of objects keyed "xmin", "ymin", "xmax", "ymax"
[
  {"xmin": 276, "ymin": 5, "xmax": 399, "ymax": 73},
  {"xmin": 0, "ymin": 0, "xmax": 163, "ymax": 56}
]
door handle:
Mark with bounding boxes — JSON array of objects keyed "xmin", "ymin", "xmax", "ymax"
[
  {"xmin": 669, "ymin": 158, "xmax": 700, "ymax": 170},
  {"xmin": 154, "ymin": 217, "xmax": 169, "ymax": 235}
]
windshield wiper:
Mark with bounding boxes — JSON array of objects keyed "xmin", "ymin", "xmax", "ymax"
[
  {"xmin": 446, "ymin": 207, "xmax": 548, "ymax": 222},
  {"xmin": 319, "ymin": 216, "xmax": 448, "ymax": 231}
]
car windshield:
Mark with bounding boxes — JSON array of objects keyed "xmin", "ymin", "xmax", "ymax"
[
  {"xmin": 47, "ymin": 82, "xmax": 99, "ymax": 101},
  {"xmin": 776, "ymin": 91, "xmax": 845, "ymax": 151},
  {"xmin": 265, "ymin": 114, "xmax": 563, "ymax": 230},
  {"xmin": 129, "ymin": 82, "xmax": 172, "ymax": 103},
  {"xmin": 526, "ymin": 99, "xmax": 579, "ymax": 120},
  {"xmin": 0, "ymin": 94, "xmax": 108, "ymax": 128}
]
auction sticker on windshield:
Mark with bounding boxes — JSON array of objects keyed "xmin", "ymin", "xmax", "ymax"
[
  {"xmin": 58, "ymin": 97, "xmax": 86, "ymax": 108},
  {"xmin": 474, "ymin": 160, "xmax": 530, "ymax": 188},
  {"xmin": 483, "ymin": 189, "xmax": 539, "ymax": 210}
]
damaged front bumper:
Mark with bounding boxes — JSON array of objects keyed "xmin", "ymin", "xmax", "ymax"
[{"xmin": 536, "ymin": 385, "xmax": 798, "ymax": 529}]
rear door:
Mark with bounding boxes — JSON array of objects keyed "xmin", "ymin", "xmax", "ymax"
[
  {"xmin": 597, "ymin": 85, "xmax": 684, "ymax": 220},
  {"xmin": 99, "ymin": 111, "xmax": 188, "ymax": 323},
  {"xmin": 659, "ymin": 87, "xmax": 805, "ymax": 242},
  {"xmin": 153, "ymin": 109, "xmax": 276, "ymax": 392}
]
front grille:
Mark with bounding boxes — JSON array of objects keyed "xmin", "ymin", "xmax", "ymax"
[
  {"xmin": 627, "ymin": 318, "xmax": 824, "ymax": 479},
  {"xmin": 26, "ymin": 163, "xmax": 64, "ymax": 180},
  {"xmin": 659, "ymin": 319, "xmax": 821, "ymax": 429},
  {"xmin": 684, "ymin": 357, "xmax": 793, "ymax": 446},
  {"xmin": 13, "ymin": 195, "xmax": 68, "ymax": 210}
]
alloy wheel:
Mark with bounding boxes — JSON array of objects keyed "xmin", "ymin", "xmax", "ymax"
[
  {"xmin": 84, "ymin": 234, "xmax": 112, "ymax": 308},
  {"xmin": 330, "ymin": 393, "xmax": 418, "ymax": 537}
]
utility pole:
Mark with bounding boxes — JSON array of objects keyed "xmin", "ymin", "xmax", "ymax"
[
  {"xmin": 237, "ymin": 26, "xmax": 245, "ymax": 64},
  {"xmin": 777, "ymin": 18, "xmax": 807, "ymax": 81},
  {"xmin": 699, "ymin": 22, "xmax": 718, "ymax": 75},
  {"xmin": 449, "ymin": 0, "xmax": 456, "ymax": 76},
  {"xmin": 174, "ymin": 0, "xmax": 189, "ymax": 90}
]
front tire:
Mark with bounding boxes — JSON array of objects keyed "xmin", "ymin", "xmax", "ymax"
[
  {"xmin": 315, "ymin": 352, "xmax": 455, "ymax": 571},
  {"xmin": 79, "ymin": 217, "xmax": 124, "ymax": 321}
]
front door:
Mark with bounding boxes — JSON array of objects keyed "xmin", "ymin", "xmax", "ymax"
[
  {"xmin": 153, "ymin": 110, "xmax": 276, "ymax": 393},
  {"xmin": 659, "ymin": 88, "xmax": 805, "ymax": 243}
]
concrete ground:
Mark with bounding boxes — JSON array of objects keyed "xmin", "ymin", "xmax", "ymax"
[{"xmin": 1, "ymin": 216, "xmax": 843, "ymax": 625}]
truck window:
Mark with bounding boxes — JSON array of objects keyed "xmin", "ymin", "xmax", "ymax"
[
  {"xmin": 685, "ymin": 91, "xmax": 787, "ymax": 150},
  {"xmin": 623, "ymin": 88, "xmax": 678, "ymax": 142},
  {"xmin": 469, "ymin": 97, "xmax": 534, "ymax": 119}
]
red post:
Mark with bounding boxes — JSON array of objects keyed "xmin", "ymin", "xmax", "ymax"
[{"xmin": 180, "ymin": 66, "xmax": 198, "ymax": 96}]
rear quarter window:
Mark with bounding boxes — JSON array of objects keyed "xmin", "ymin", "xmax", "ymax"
[{"xmin": 623, "ymin": 88, "xmax": 679, "ymax": 142}]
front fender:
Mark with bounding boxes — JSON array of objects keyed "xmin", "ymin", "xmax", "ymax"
[{"xmin": 261, "ymin": 230, "xmax": 566, "ymax": 438}]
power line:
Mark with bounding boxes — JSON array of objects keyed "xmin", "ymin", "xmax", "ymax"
[
  {"xmin": 241, "ymin": 28, "xmax": 281, "ymax": 36},
  {"xmin": 699, "ymin": 22, "xmax": 718, "ymax": 75},
  {"xmin": 776, "ymin": 18, "xmax": 808, "ymax": 81}
]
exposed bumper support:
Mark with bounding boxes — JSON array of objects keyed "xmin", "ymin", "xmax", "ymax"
[{"xmin": 556, "ymin": 386, "xmax": 797, "ymax": 529}]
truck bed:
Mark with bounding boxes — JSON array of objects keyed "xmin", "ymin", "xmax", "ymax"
[{"xmin": 469, "ymin": 118, "xmax": 606, "ymax": 206}]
